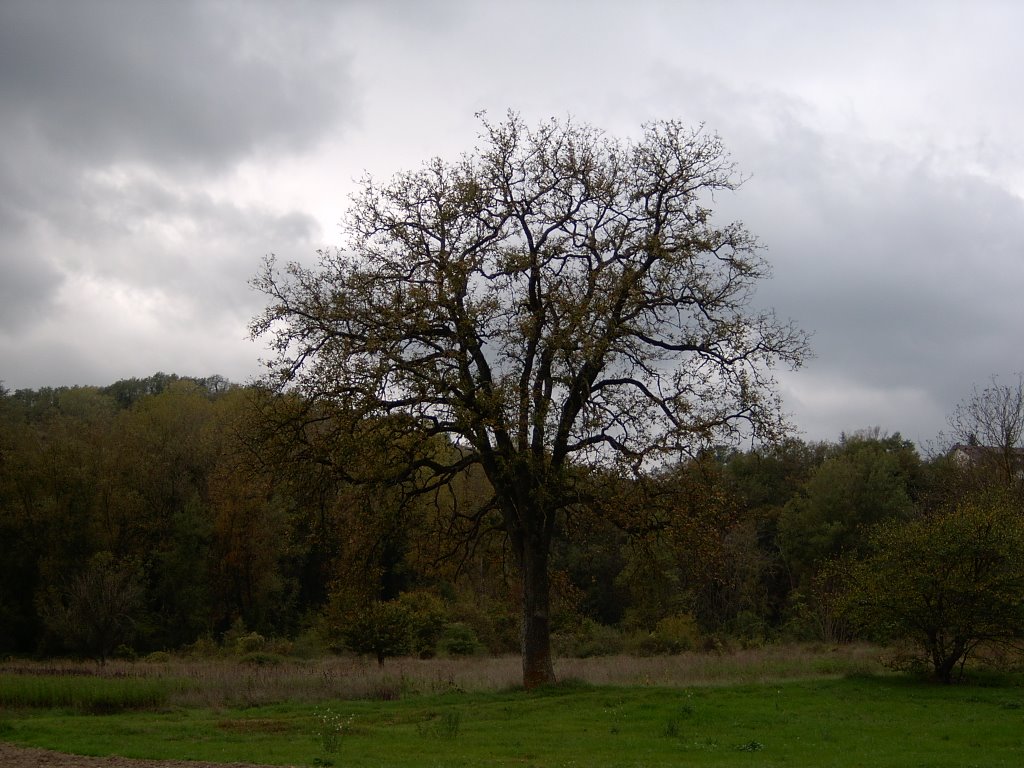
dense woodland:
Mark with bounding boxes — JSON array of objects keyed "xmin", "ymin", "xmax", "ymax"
[{"xmin": 3, "ymin": 371, "xmax": 1019, "ymax": 677}]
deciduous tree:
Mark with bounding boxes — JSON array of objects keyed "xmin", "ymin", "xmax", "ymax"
[
  {"xmin": 778, "ymin": 431, "xmax": 919, "ymax": 588},
  {"xmin": 252, "ymin": 113, "xmax": 809, "ymax": 687},
  {"xmin": 844, "ymin": 495, "xmax": 1024, "ymax": 683},
  {"xmin": 946, "ymin": 374, "xmax": 1024, "ymax": 492},
  {"xmin": 44, "ymin": 551, "xmax": 143, "ymax": 665}
]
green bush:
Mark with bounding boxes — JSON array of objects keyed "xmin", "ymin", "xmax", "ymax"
[
  {"xmin": 113, "ymin": 644, "xmax": 137, "ymax": 661},
  {"xmin": 653, "ymin": 614, "xmax": 701, "ymax": 653},
  {"xmin": 448, "ymin": 600, "xmax": 518, "ymax": 654},
  {"xmin": 398, "ymin": 591, "xmax": 449, "ymax": 658},
  {"xmin": 553, "ymin": 620, "xmax": 624, "ymax": 657},
  {"xmin": 184, "ymin": 635, "xmax": 220, "ymax": 658},
  {"xmin": 290, "ymin": 627, "xmax": 329, "ymax": 659},
  {"xmin": 625, "ymin": 614, "xmax": 701, "ymax": 655},
  {"xmin": 729, "ymin": 611, "xmax": 769, "ymax": 644},
  {"xmin": 234, "ymin": 631, "xmax": 267, "ymax": 655},
  {"xmin": 266, "ymin": 638, "xmax": 295, "ymax": 656},
  {"xmin": 439, "ymin": 623, "xmax": 481, "ymax": 656}
]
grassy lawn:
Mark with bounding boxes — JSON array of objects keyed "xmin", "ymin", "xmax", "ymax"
[{"xmin": 2, "ymin": 651, "xmax": 1024, "ymax": 766}]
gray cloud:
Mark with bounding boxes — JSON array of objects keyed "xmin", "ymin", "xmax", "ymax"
[
  {"xmin": 0, "ymin": 0, "xmax": 354, "ymax": 173},
  {"xmin": 740, "ymin": 131, "xmax": 1024, "ymax": 442},
  {"xmin": 618, "ymin": 60, "xmax": 1024, "ymax": 443},
  {"xmin": 0, "ymin": 247, "xmax": 62, "ymax": 332},
  {"xmin": 0, "ymin": 0, "xmax": 354, "ymax": 346},
  {"xmin": 754, "ymin": 146, "xmax": 1024, "ymax": 382},
  {"xmin": 45, "ymin": 173, "xmax": 321, "ymax": 310}
]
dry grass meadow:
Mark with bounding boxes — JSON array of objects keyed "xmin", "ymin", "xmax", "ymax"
[{"xmin": 0, "ymin": 643, "xmax": 887, "ymax": 708}]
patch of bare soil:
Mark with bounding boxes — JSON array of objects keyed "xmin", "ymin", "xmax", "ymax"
[{"xmin": 0, "ymin": 743, "xmax": 285, "ymax": 768}]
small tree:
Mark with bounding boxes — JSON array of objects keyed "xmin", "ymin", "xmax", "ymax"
[
  {"xmin": 342, "ymin": 600, "xmax": 413, "ymax": 666},
  {"xmin": 45, "ymin": 552, "xmax": 143, "ymax": 665},
  {"xmin": 845, "ymin": 496, "xmax": 1024, "ymax": 683}
]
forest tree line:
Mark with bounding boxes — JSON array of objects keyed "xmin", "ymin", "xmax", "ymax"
[{"xmin": 1, "ymin": 372, "xmax": 1021, "ymax": 674}]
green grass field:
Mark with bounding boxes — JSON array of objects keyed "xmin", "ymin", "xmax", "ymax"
[{"xmin": 2, "ymin": 648, "xmax": 1023, "ymax": 767}]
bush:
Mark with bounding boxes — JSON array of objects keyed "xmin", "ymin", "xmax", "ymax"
[
  {"xmin": 185, "ymin": 635, "xmax": 220, "ymax": 658},
  {"xmin": 622, "ymin": 614, "xmax": 701, "ymax": 656},
  {"xmin": 728, "ymin": 611, "xmax": 769, "ymax": 645},
  {"xmin": 266, "ymin": 638, "xmax": 295, "ymax": 656},
  {"xmin": 553, "ymin": 620, "xmax": 624, "ymax": 657},
  {"xmin": 654, "ymin": 614, "xmax": 702, "ymax": 654},
  {"xmin": 113, "ymin": 644, "xmax": 137, "ymax": 661},
  {"xmin": 398, "ymin": 591, "xmax": 449, "ymax": 658},
  {"xmin": 439, "ymin": 623, "xmax": 481, "ymax": 656},
  {"xmin": 290, "ymin": 627, "xmax": 329, "ymax": 659},
  {"xmin": 234, "ymin": 631, "xmax": 267, "ymax": 655},
  {"xmin": 448, "ymin": 600, "xmax": 519, "ymax": 654},
  {"xmin": 42, "ymin": 552, "xmax": 144, "ymax": 665}
]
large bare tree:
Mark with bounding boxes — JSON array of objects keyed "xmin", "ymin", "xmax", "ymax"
[{"xmin": 252, "ymin": 113, "xmax": 809, "ymax": 687}]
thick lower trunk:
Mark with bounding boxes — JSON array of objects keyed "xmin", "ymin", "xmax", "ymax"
[{"xmin": 520, "ymin": 539, "xmax": 556, "ymax": 690}]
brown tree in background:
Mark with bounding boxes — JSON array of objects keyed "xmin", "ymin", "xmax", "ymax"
[{"xmin": 252, "ymin": 112, "xmax": 809, "ymax": 688}]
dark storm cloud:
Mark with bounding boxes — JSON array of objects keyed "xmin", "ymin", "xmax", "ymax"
[
  {"xmin": 0, "ymin": 246, "xmax": 62, "ymax": 331},
  {"xmin": 739, "ymin": 136, "xmax": 1024, "ymax": 441},
  {"xmin": 0, "ymin": 0, "xmax": 353, "ymax": 172},
  {"xmin": 750, "ymin": 144, "xmax": 1024, "ymax": 381}
]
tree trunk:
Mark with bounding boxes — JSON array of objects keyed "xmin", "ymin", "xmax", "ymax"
[
  {"xmin": 519, "ymin": 534, "xmax": 556, "ymax": 690},
  {"xmin": 933, "ymin": 640, "xmax": 968, "ymax": 684}
]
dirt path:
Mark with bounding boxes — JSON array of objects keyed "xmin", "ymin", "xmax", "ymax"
[{"xmin": 0, "ymin": 743, "xmax": 285, "ymax": 768}]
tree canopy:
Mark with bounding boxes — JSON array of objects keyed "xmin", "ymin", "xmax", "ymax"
[
  {"xmin": 843, "ymin": 494, "xmax": 1024, "ymax": 683},
  {"xmin": 254, "ymin": 112, "xmax": 811, "ymax": 686}
]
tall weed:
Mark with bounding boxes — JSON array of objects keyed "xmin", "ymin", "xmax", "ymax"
[{"xmin": 0, "ymin": 672, "xmax": 174, "ymax": 712}]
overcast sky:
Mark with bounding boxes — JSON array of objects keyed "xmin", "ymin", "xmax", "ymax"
[{"xmin": 2, "ymin": 0, "xmax": 1022, "ymax": 447}]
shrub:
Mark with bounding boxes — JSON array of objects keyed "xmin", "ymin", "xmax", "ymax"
[
  {"xmin": 553, "ymin": 620, "xmax": 624, "ymax": 657},
  {"xmin": 114, "ymin": 644, "xmax": 137, "ymax": 661},
  {"xmin": 439, "ymin": 623, "xmax": 481, "ymax": 656},
  {"xmin": 266, "ymin": 638, "xmax": 295, "ymax": 656},
  {"xmin": 234, "ymin": 631, "xmax": 268, "ymax": 655},
  {"xmin": 621, "ymin": 614, "xmax": 701, "ymax": 656},
  {"xmin": 398, "ymin": 591, "xmax": 448, "ymax": 658},
  {"xmin": 448, "ymin": 600, "xmax": 519, "ymax": 654},
  {"xmin": 653, "ymin": 614, "xmax": 701, "ymax": 653},
  {"xmin": 290, "ymin": 627, "xmax": 329, "ymax": 659},
  {"xmin": 185, "ymin": 635, "xmax": 220, "ymax": 658},
  {"xmin": 42, "ymin": 552, "xmax": 144, "ymax": 665}
]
